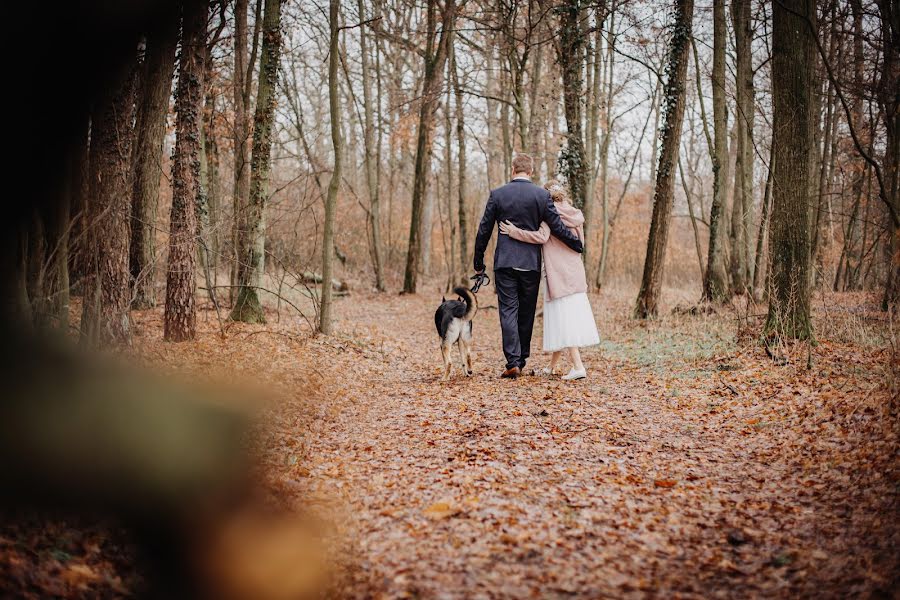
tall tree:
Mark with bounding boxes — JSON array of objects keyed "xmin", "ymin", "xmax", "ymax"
[
  {"xmin": 402, "ymin": 0, "xmax": 457, "ymax": 293},
  {"xmin": 874, "ymin": 0, "xmax": 899, "ymax": 309},
  {"xmin": 553, "ymin": 0, "xmax": 588, "ymax": 211},
  {"xmin": 701, "ymin": 0, "xmax": 730, "ymax": 301},
  {"xmin": 231, "ymin": 0, "xmax": 283, "ymax": 322},
  {"xmin": 80, "ymin": 60, "xmax": 138, "ymax": 346},
  {"xmin": 164, "ymin": 0, "xmax": 209, "ymax": 342},
  {"xmin": 130, "ymin": 22, "xmax": 179, "ymax": 309},
  {"xmin": 584, "ymin": 4, "xmax": 603, "ymax": 275},
  {"xmin": 596, "ymin": 4, "xmax": 617, "ymax": 289},
  {"xmin": 451, "ymin": 37, "xmax": 469, "ymax": 285},
  {"xmin": 752, "ymin": 144, "xmax": 775, "ymax": 295},
  {"xmin": 764, "ymin": 0, "xmax": 816, "ymax": 340},
  {"xmin": 231, "ymin": 0, "xmax": 263, "ymax": 300},
  {"xmin": 319, "ymin": 0, "xmax": 342, "ymax": 334},
  {"xmin": 730, "ymin": 0, "xmax": 755, "ymax": 292},
  {"xmin": 634, "ymin": 0, "xmax": 694, "ymax": 319},
  {"xmin": 357, "ymin": 0, "xmax": 385, "ymax": 292}
]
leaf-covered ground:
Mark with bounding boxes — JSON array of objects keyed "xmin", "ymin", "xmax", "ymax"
[
  {"xmin": 2, "ymin": 289, "xmax": 898, "ymax": 598},
  {"xmin": 265, "ymin": 290, "xmax": 899, "ymax": 598}
]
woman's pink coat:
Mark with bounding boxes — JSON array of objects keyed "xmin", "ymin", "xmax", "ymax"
[{"xmin": 507, "ymin": 201, "xmax": 587, "ymax": 301}]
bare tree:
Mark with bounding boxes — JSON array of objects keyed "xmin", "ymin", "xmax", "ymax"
[
  {"xmin": 164, "ymin": 0, "xmax": 209, "ymax": 342},
  {"xmin": 701, "ymin": 0, "xmax": 730, "ymax": 302},
  {"xmin": 231, "ymin": 0, "xmax": 263, "ymax": 300},
  {"xmin": 81, "ymin": 60, "xmax": 138, "ymax": 346},
  {"xmin": 729, "ymin": 0, "xmax": 755, "ymax": 293},
  {"xmin": 358, "ymin": 0, "xmax": 385, "ymax": 291},
  {"xmin": 634, "ymin": 0, "xmax": 694, "ymax": 319},
  {"xmin": 131, "ymin": 22, "xmax": 178, "ymax": 309},
  {"xmin": 764, "ymin": 0, "xmax": 816, "ymax": 340},
  {"xmin": 451, "ymin": 36, "xmax": 469, "ymax": 285},
  {"xmin": 320, "ymin": 0, "xmax": 342, "ymax": 334},
  {"xmin": 403, "ymin": 0, "xmax": 457, "ymax": 294},
  {"xmin": 553, "ymin": 0, "xmax": 588, "ymax": 211},
  {"xmin": 231, "ymin": 0, "xmax": 283, "ymax": 323}
]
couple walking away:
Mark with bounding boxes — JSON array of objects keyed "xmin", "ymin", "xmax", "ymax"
[{"xmin": 473, "ymin": 154, "xmax": 600, "ymax": 381}]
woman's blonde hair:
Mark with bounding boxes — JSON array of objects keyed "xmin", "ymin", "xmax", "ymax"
[{"xmin": 543, "ymin": 179, "xmax": 568, "ymax": 203}]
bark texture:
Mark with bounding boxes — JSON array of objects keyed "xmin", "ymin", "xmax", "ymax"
[
  {"xmin": 231, "ymin": 0, "xmax": 283, "ymax": 322},
  {"xmin": 402, "ymin": 0, "xmax": 457, "ymax": 293},
  {"xmin": 730, "ymin": 0, "xmax": 755, "ymax": 292},
  {"xmin": 320, "ymin": 0, "xmax": 342, "ymax": 334},
  {"xmin": 164, "ymin": 0, "xmax": 208, "ymax": 342},
  {"xmin": 634, "ymin": 0, "xmax": 694, "ymax": 319},
  {"xmin": 81, "ymin": 61, "xmax": 137, "ymax": 347},
  {"xmin": 702, "ymin": 0, "xmax": 730, "ymax": 302},
  {"xmin": 555, "ymin": 0, "xmax": 588, "ymax": 211},
  {"xmin": 130, "ymin": 23, "xmax": 178, "ymax": 309},
  {"xmin": 358, "ymin": 0, "xmax": 385, "ymax": 292},
  {"xmin": 764, "ymin": 0, "xmax": 816, "ymax": 339}
]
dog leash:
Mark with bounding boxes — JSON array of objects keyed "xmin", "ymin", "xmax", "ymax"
[{"xmin": 469, "ymin": 272, "xmax": 490, "ymax": 293}]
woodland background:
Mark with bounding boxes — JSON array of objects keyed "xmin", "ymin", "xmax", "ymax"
[
  {"xmin": 1, "ymin": 0, "xmax": 898, "ymax": 597},
  {"xmin": 12, "ymin": 0, "xmax": 900, "ymax": 340}
]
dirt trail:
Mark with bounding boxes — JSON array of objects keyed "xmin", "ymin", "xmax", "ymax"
[{"xmin": 269, "ymin": 292, "xmax": 899, "ymax": 598}]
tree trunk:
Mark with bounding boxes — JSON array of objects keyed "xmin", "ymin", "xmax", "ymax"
[
  {"xmin": 555, "ymin": 0, "xmax": 588, "ymax": 211},
  {"xmin": 634, "ymin": 0, "xmax": 694, "ymax": 319},
  {"xmin": 402, "ymin": 0, "xmax": 457, "ymax": 294},
  {"xmin": 875, "ymin": 0, "xmax": 899, "ymax": 309},
  {"xmin": 649, "ymin": 82, "xmax": 662, "ymax": 185},
  {"xmin": 51, "ymin": 139, "xmax": 82, "ymax": 333},
  {"xmin": 320, "ymin": 0, "xmax": 342, "ymax": 334},
  {"xmin": 811, "ymin": 52, "xmax": 837, "ymax": 289},
  {"xmin": 764, "ymin": 0, "xmax": 816, "ymax": 340},
  {"xmin": 69, "ymin": 122, "xmax": 92, "ymax": 289},
  {"xmin": 484, "ymin": 46, "xmax": 500, "ymax": 190},
  {"xmin": 203, "ymin": 88, "xmax": 222, "ymax": 287},
  {"xmin": 679, "ymin": 157, "xmax": 705, "ymax": 280},
  {"xmin": 599, "ymin": 60, "xmax": 651, "ymax": 290},
  {"xmin": 443, "ymin": 92, "xmax": 457, "ymax": 285},
  {"xmin": 164, "ymin": 0, "xmax": 208, "ymax": 342},
  {"xmin": 231, "ymin": 0, "xmax": 261, "ymax": 303},
  {"xmin": 596, "ymin": 5, "xmax": 616, "ymax": 289},
  {"xmin": 231, "ymin": 0, "xmax": 282, "ymax": 323},
  {"xmin": 528, "ymin": 42, "xmax": 545, "ymax": 177},
  {"xmin": 130, "ymin": 21, "xmax": 178, "ymax": 310},
  {"xmin": 731, "ymin": 0, "xmax": 755, "ymax": 292},
  {"xmin": 357, "ymin": 0, "xmax": 384, "ymax": 292},
  {"xmin": 583, "ymin": 7, "xmax": 603, "ymax": 273},
  {"xmin": 451, "ymin": 38, "xmax": 469, "ymax": 286},
  {"xmin": 752, "ymin": 144, "xmax": 774, "ymax": 296},
  {"xmin": 729, "ymin": 137, "xmax": 747, "ymax": 293},
  {"xmin": 701, "ymin": 0, "xmax": 730, "ymax": 302},
  {"xmin": 80, "ymin": 61, "xmax": 137, "ymax": 347}
]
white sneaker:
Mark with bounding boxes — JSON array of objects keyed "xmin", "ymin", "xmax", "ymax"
[
  {"xmin": 562, "ymin": 368, "xmax": 586, "ymax": 381},
  {"xmin": 541, "ymin": 367, "xmax": 556, "ymax": 376}
]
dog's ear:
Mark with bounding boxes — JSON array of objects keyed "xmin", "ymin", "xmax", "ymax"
[{"xmin": 441, "ymin": 296, "xmax": 446, "ymax": 302}]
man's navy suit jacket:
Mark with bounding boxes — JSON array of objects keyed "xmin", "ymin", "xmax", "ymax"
[{"xmin": 473, "ymin": 179, "xmax": 584, "ymax": 273}]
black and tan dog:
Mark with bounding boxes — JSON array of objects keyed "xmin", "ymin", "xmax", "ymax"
[{"xmin": 433, "ymin": 287, "xmax": 477, "ymax": 380}]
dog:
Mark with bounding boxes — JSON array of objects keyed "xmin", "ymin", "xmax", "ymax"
[{"xmin": 434, "ymin": 286, "xmax": 477, "ymax": 380}]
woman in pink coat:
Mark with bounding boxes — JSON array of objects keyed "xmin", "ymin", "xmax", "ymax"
[{"xmin": 499, "ymin": 180, "xmax": 600, "ymax": 380}]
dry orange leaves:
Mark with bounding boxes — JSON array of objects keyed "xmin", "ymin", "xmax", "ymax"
[{"xmin": 2, "ymin": 290, "xmax": 898, "ymax": 598}]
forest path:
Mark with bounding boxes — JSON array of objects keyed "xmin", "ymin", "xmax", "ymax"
[{"xmin": 260, "ymin": 291, "xmax": 897, "ymax": 598}]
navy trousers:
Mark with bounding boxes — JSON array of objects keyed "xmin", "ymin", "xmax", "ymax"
[{"xmin": 494, "ymin": 268, "xmax": 541, "ymax": 370}]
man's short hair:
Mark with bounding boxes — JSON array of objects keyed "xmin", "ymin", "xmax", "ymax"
[{"xmin": 511, "ymin": 154, "xmax": 534, "ymax": 175}]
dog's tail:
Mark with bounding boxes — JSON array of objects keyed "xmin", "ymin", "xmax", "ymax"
[{"xmin": 454, "ymin": 286, "xmax": 477, "ymax": 321}]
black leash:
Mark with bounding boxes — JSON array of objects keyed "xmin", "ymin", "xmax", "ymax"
[{"xmin": 469, "ymin": 272, "xmax": 490, "ymax": 293}]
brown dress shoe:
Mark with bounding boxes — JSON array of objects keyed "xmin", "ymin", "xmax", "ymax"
[{"xmin": 501, "ymin": 366, "xmax": 520, "ymax": 379}]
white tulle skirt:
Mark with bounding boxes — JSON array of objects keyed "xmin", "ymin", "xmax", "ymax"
[{"xmin": 542, "ymin": 287, "xmax": 600, "ymax": 352}]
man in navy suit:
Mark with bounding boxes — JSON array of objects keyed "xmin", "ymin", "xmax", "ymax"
[{"xmin": 473, "ymin": 154, "xmax": 584, "ymax": 378}]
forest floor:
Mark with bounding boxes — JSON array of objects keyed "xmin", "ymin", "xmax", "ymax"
[{"xmin": 2, "ymin": 286, "xmax": 899, "ymax": 598}]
